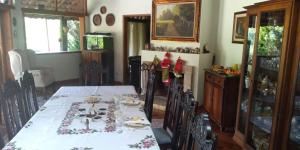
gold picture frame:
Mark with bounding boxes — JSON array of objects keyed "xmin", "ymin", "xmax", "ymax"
[
  {"xmin": 232, "ymin": 11, "xmax": 247, "ymax": 44},
  {"xmin": 152, "ymin": 0, "xmax": 201, "ymax": 42}
]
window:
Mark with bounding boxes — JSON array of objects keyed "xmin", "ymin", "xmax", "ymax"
[{"xmin": 24, "ymin": 14, "xmax": 80, "ymax": 53}]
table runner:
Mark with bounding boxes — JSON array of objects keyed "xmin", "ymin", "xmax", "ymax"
[{"xmin": 3, "ymin": 86, "xmax": 159, "ymax": 150}]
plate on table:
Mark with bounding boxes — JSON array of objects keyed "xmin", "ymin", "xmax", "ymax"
[
  {"xmin": 121, "ymin": 99, "xmax": 140, "ymax": 106},
  {"xmin": 124, "ymin": 116, "xmax": 149, "ymax": 128}
]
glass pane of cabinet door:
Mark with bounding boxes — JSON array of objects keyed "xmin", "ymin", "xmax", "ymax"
[
  {"xmin": 248, "ymin": 10, "xmax": 285, "ymax": 149},
  {"xmin": 238, "ymin": 15, "xmax": 257, "ymax": 134},
  {"xmin": 288, "ymin": 59, "xmax": 300, "ymax": 149}
]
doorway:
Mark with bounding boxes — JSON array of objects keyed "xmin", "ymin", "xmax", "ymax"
[{"xmin": 123, "ymin": 14, "xmax": 151, "ymax": 84}]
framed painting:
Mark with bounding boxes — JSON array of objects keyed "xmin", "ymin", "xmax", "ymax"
[
  {"xmin": 232, "ymin": 11, "xmax": 247, "ymax": 44},
  {"xmin": 152, "ymin": 0, "xmax": 201, "ymax": 42}
]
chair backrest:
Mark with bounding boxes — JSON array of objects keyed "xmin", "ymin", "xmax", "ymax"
[
  {"xmin": 141, "ymin": 63, "xmax": 150, "ymax": 95},
  {"xmin": 24, "ymin": 49, "xmax": 37, "ymax": 68},
  {"xmin": 2, "ymin": 80, "xmax": 27, "ymax": 140},
  {"xmin": 174, "ymin": 90, "xmax": 196, "ymax": 150},
  {"xmin": 187, "ymin": 113, "xmax": 217, "ymax": 150},
  {"xmin": 163, "ymin": 78, "xmax": 183, "ymax": 144},
  {"xmin": 20, "ymin": 70, "xmax": 38, "ymax": 120},
  {"xmin": 129, "ymin": 56, "xmax": 141, "ymax": 93},
  {"xmin": 84, "ymin": 61, "xmax": 103, "ymax": 86},
  {"xmin": 0, "ymin": 92, "xmax": 6, "ymax": 149},
  {"xmin": 163, "ymin": 78, "xmax": 183, "ymax": 136},
  {"xmin": 8, "ymin": 49, "xmax": 28, "ymax": 80},
  {"xmin": 143, "ymin": 69, "xmax": 157, "ymax": 122}
]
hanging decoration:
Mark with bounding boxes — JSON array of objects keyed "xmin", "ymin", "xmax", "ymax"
[
  {"xmin": 174, "ymin": 57, "xmax": 185, "ymax": 78},
  {"xmin": 160, "ymin": 52, "xmax": 171, "ymax": 85}
]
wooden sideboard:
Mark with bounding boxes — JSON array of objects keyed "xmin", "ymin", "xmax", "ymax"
[{"xmin": 203, "ymin": 69, "xmax": 240, "ymax": 132}]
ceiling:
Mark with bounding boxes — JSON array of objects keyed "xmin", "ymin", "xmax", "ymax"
[{"xmin": 87, "ymin": 0, "xmax": 102, "ymax": 14}]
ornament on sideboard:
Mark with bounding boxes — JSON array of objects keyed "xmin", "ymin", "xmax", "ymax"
[
  {"xmin": 148, "ymin": 44, "xmax": 201, "ymax": 54},
  {"xmin": 203, "ymin": 44, "xmax": 210, "ymax": 54},
  {"xmin": 152, "ymin": 55, "xmax": 160, "ymax": 66}
]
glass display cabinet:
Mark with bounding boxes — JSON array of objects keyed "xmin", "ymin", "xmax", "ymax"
[
  {"xmin": 247, "ymin": 10, "xmax": 285, "ymax": 150},
  {"xmin": 233, "ymin": 14, "xmax": 257, "ymax": 146},
  {"xmin": 287, "ymin": 59, "xmax": 300, "ymax": 149},
  {"xmin": 233, "ymin": 0, "xmax": 300, "ymax": 150}
]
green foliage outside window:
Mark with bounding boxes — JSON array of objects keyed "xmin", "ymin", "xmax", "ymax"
[{"xmin": 67, "ymin": 20, "xmax": 80, "ymax": 52}]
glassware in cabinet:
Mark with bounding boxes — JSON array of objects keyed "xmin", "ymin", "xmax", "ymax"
[
  {"xmin": 288, "ymin": 60, "xmax": 300, "ymax": 149},
  {"xmin": 248, "ymin": 10, "xmax": 285, "ymax": 150}
]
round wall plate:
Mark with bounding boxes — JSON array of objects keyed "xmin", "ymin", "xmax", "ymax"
[
  {"xmin": 100, "ymin": 6, "xmax": 107, "ymax": 14},
  {"xmin": 106, "ymin": 13, "xmax": 115, "ymax": 26},
  {"xmin": 93, "ymin": 14, "xmax": 102, "ymax": 26}
]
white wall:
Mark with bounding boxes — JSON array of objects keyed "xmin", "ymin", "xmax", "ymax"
[
  {"xmin": 88, "ymin": 0, "xmax": 218, "ymax": 82},
  {"xmin": 214, "ymin": 0, "xmax": 268, "ymax": 67},
  {"xmin": 35, "ymin": 53, "xmax": 81, "ymax": 81},
  {"xmin": 11, "ymin": 0, "xmax": 26, "ymax": 49},
  {"xmin": 89, "ymin": 0, "xmax": 152, "ymax": 82}
]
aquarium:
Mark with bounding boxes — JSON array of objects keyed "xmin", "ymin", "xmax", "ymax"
[{"xmin": 83, "ymin": 33, "xmax": 113, "ymax": 51}]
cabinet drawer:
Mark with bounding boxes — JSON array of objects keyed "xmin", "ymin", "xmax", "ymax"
[
  {"xmin": 205, "ymin": 73, "xmax": 215, "ymax": 82},
  {"xmin": 214, "ymin": 77, "xmax": 225, "ymax": 86},
  {"xmin": 205, "ymin": 72, "xmax": 225, "ymax": 86}
]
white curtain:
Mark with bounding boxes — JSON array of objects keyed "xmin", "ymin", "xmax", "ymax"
[{"xmin": 127, "ymin": 22, "xmax": 146, "ymax": 56}]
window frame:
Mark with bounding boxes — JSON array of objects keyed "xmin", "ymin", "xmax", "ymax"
[{"xmin": 22, "ymin": 9, "xmax": 86, "ymax": 54}]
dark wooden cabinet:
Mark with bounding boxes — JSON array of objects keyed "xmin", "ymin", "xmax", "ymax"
[{"xmin": 203, "ymin": 70, "xmax": 240, "ymax": 132}]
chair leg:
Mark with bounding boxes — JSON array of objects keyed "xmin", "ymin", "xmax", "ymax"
[
  {"xmin": 43, "ymin": 87, "xmax": 48, "ymax": 100},
  {"xmin": 51, "ymin": 82, "xmax": 57, "ymax": 94}
]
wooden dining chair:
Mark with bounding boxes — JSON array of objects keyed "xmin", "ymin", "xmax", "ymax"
[
  {"xmin": 0, "ymin": 132, "xmax": 5, "ymax": 149},
  {"xmin": 186, "ymin": 113, "xmax": 217, "ymax": 150},
  {"xmin": 0, "ymin": 91, "xmax": 6, "ymax": 149},
  {"xmin": 175, "ymin": 90, "xmax": 196, "ymax": 150},
  {"xmin": 128, "ymin": 56, "xmax": 141, "ymax": 94},
  {"xmin": 152, "ymin": 77, "xmax": 184, "ymax": 149},
  {"xmin": 84, "ymin": 61, "xmax": 103, "ymax": 86},
  {"xmin": 21, "ymin": 70, "xmax": 39, "ymax": 121},
  {"xmin": 2, "ymin": 80, "xmax": 27, "ymax": 140},
  {"xmin": 143, "ymin": 69, "xmax": 157, "ymax": 122}
]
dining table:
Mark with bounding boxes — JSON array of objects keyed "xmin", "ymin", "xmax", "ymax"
[{"xmin": 2, "ymin": 86, "xmax": 160, "ymax": 150}]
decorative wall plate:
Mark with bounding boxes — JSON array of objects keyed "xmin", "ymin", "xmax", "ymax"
[
  {"xmin": 106, "ymin": 13, "xmax": 115, "ymax": 26},
  {"xmin": 100, "ymin": 6, "xmax": 107, "ymax": 14},
  {"xmin": 93, "ymin": 14, "xmax": 102, "ymax": 26}
]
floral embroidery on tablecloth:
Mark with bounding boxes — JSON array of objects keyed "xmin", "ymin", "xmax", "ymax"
[
  {"xmin": 2, "ymin": 141, "xmax": 21, "ymax": 150},
  {"xmin": 70, "ymin": 147, "xmax": 93, "ymax": 150},
  {"xmin": 104, "ymin": 101, "xmax": 116, "ymax": 132},
  {"xmin": 128, "ymin": 135, "xmax": 157, "ymax": 149},
  {"xmin": 57, "ymin": 101, "xmax": 116, "ymax": 135}
]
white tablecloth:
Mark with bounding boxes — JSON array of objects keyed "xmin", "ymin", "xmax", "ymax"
[{"xmin": 3, "ymin": 86, "xmax": 160, "ymax": 150}]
